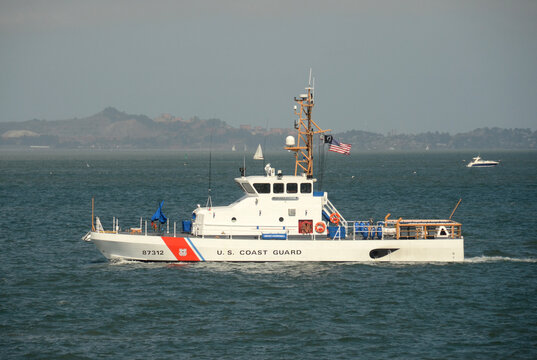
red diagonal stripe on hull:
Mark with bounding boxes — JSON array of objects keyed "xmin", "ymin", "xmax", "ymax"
[{"xmin": 162, "ymin": 237, "xmax": 200, "ymax": 261}]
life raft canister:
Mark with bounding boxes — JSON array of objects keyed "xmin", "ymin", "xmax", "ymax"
[
  {"xmin": 329, "ymin": 212, "xmax": 341, "ymax": 225},
  {"xmin": 315, "ymin": 222, "xmax": 326, "ymax": 233}
]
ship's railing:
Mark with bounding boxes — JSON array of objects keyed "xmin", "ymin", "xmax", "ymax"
[
  {"xmin": 94, "ymin": 217, "xmax": 183, "ymax": 237},
  {"xmin": 341, "ymin": 219, "xmax": 462, "ymax": 240},
  {"xmin": 393, "ymin": 219, "xmax": 462, "ymax": 240},
  {"xmin": 95, "ymin": 216, "xmax": 462, "ymax": 241}
]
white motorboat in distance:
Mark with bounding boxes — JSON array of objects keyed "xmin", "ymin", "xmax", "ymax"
[
  {"xmin": 83, "ymin": 74, "xmax": 464, "ymax": 262},
  {"xmin": 467, "ymin": 156, "xmax": 500, "ymax": 168}
]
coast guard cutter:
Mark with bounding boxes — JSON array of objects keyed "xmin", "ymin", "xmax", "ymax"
[{"xmin": 83, "ymin": 74, "xmax": 464, "ymax": 262}]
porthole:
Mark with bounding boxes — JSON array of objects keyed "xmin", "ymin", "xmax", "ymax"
[
  {"xmin": 231, "ymin": 217, "xmax": 237, "ymax": 222},
  {"xmin": 279, "ymin": 217, "xmax": 284, "ymax": 222}
]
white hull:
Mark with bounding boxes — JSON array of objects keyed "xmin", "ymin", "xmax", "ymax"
[
  {"xmin": 467, "ymin": 163, "xmax": 499, "ymax": 168},
  {"xmin": 89, "ymin": 232, "xmax": 464, "ymax": 262}
]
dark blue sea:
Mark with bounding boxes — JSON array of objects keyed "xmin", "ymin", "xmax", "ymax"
[{"xmin": 1, "ymin": 149, "xmax": 536, "ymax": 359}]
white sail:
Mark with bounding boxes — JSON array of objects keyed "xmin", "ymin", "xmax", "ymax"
[{"xmin": 253, "ymin": 144, "xmax": 264, "ymax": 160}]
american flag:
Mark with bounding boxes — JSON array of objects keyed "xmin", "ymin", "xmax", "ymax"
[{"xmin": 328, "ymin": 138, "xmax": 352, "ymax": 155}]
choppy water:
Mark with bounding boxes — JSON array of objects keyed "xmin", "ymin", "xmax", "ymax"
[{"xmin": 1, "ymin": 149, "xmax": 536, "ymax": 359}]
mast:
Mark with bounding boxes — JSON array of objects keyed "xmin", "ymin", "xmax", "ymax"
[{"xmin": 285, "ymin": 70, "xmax": 330, "ymax": 177}]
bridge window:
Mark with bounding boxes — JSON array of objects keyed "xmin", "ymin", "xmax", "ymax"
[
  {"xmin": 273, "ymin": 183, "xmax": 284, "ymax": 193},
  {"xmin": 286, "ymin": 183, "xmax": 298, "ymax": 193},
  {"xmin": 253, "ymin": 183, "xmax": 271, "ymax": 194},
  {"xmin": 300, "ymin": 183, "xmax": 312, "ymax": 193},
  {"xmin": 239, "ymin": 182, "xmax": 257, "ymax": 194}
]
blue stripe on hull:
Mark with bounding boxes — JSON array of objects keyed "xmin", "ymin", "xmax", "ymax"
[{"xmin": 185, "ymin": 237, "xmax": 205, "ymax": 261}]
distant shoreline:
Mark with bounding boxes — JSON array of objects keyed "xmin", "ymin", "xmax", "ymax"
[
  {"xmin": 1, "ymin": 146, "xmax": 535, "ymax": 155},
  {"xmin": 1, "ymin": 107, "xmax": 535, "ymax": 151}
]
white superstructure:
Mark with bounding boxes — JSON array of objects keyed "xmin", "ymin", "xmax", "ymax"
[{"xmin": 193, "ymin": 167, "xmax": 326, "ymax": 238}]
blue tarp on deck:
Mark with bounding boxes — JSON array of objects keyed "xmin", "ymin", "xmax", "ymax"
[{"xmin": 151, "ymin": 201, "xmax": 168, "ymax": 224}]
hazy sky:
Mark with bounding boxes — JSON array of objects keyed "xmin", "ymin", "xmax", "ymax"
[{"xmin": 1, "ymin": 0, "xmax": 536, "ymax": 133}]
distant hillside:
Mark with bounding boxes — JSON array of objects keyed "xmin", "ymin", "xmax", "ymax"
[
  {"xmin": 0, "ymin": 107, "xmax": 293, "ymax": 150},
  {"xmin": 339, "ymin": 128, "xmax": 537, "ymax": 151},
  {"xmin": 1, "ymin": 107, "xmax": 536, "ymax": 150}
]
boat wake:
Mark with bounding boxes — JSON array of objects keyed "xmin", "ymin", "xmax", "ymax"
[
  {"xmin": 101, "ymin": 256, "xmax": 537, "ymax": 269},
  {"xmin": 107, "ymin": 258, "xmax": 147, "ymax": 267},
  {"xmin": 108, "ymin": 258, "xmax": 193, "ymax": 268},
  {"xmin": 464, "ymin": 256, "xmax": 537, "ymax": 263}
]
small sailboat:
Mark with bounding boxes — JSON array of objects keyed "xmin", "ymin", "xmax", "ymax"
[
  {"xmin": 232, "ymin": 145, "xmax": 236, "ymax": 152},
  {"xmin": 253, "ymin": 144, "xmax": 264, "ymax": 160}
]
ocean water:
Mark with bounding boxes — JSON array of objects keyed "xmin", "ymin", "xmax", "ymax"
[{"xmin": 1, "ymin": 149, "xmax": 536, "ymax": 359}]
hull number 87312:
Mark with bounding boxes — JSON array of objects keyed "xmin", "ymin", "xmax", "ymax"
[{"xmin": 142, "ymin": 250, "xmax": 164, "ymax": 256}]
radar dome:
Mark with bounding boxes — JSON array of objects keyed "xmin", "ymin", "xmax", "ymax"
[{"xmin": 285, "ymin": 136, "xmax": 295, "ymax": 147}]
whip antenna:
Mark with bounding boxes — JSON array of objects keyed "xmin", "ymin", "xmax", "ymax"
[
  {"xmin": 206, "ymin": 129, "xmax": 214, "ymax": 209},
  {"xmin": 449, "ymin": 198, "xmax": 462, "ymax": 220}
]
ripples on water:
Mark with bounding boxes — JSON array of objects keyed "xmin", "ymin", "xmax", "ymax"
[{"xmin": 1, "ymin": 150, "xmax": 536, "ymax": 359}]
